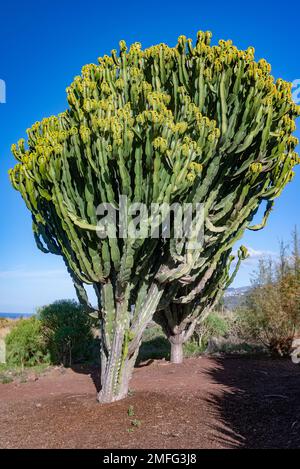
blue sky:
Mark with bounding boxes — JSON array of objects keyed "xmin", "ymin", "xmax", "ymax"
[{"xmin": 0, "ymin": 0, "xmax": 299, "ymax": 313}]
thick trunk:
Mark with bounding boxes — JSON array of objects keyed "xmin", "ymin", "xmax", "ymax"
[
  {"xmin": 155, "ymin": 306, "xmax": 197, "ymax": 365},
  {"xmin": 98, "ymin": 343, "xmax": 138, "ymax": 403},
  {"xmin": 168, "ymin": 332, "xmax": 185, "ymax": 364},
  {"xmin": 97, "ymin": 281, "xmax": 164, "ymax": 404},
  {"xmin": 170, "ymin": 339, "xmax": 184, "ymax": 364},
  {"xmin": 98, "ymin": 376, "xmax": 129, "ymax": 403}
]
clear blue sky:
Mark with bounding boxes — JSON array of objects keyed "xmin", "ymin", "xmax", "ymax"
[{"xmin": 0, "ymin": 0, "xmax": 299, "ymax": 312}]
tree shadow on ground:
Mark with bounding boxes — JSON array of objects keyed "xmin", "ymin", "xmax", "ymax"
[
  {"xmin": 202, "ymin": 356, "xmax": 300, "ymax": 449},
  {"xmin": 71, "ymin": 363, "xmax": 102, "ymax": 392}
]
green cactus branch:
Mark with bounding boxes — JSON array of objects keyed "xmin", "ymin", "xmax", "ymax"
[{"xmin": 247, "ymin": 200, "xmax": 274, "ymax": 231}]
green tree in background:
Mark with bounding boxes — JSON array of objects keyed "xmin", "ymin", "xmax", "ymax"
[{"xmin": 39, "ymin": 300, "xmax": 96, "ymax": 367}]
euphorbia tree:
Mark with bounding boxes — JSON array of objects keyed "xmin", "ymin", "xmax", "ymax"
[
  {"xmin": 9, "ymin": 31, "xmax": 299, "ymax": 401},
  {"xmin": 154, "ymin": 246, "xmax": 249, "ymax": 363}
]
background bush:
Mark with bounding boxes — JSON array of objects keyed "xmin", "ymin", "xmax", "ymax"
[
  {"xmin": 235, "ymin": 230, "xmax": 300, "ymax": 357},
  {"xmin": 238, "ymin": 274, "xmax": 300, "ymax": 356},
  {"xmin": 192, "ymin": 312, "xmax": 230, "ymax": 351},
  {"xmin": 38, "ymin": 299, "xmax": 97, "ymax": 366},
  {"xmin": 5, "ymin": 317, "xmax": 49, "ymax": 367}
]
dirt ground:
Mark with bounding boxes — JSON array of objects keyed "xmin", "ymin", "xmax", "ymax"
[{"xmin": 0, "ymin": 356, "xmax": 299, "ymax": 449}]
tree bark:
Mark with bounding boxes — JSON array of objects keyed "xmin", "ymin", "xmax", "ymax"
[
  {"xmin": 98, "ymin": 343, "xmax": 138, "ymax": 403},
  {"xmin": 97, "ymin": 281, "xmax": 164, "ymax": 403},
  {"xmin": 154, "ymin": 306, "xmax": 199, "ymax": 364},
  {"xmin": 168, "ymin": 330, "xmax": 186, "ymax": 364},
  {"xmin": 170, "ymin": 338, "xmax": 184, "ymax": 364}
]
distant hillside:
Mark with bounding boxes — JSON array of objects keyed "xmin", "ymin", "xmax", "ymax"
[{"xmin": 223, "ymin": 286, "xmax": 250, "ymax": 310}]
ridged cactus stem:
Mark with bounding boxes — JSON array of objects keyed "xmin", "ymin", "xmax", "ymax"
[
  {"xmin": 98, "ymin": 325, "xmax": 132, "ymax": 403},
  {"xmin": 98, "ymin": 279, "xmax": 164, "ymax": 403}
]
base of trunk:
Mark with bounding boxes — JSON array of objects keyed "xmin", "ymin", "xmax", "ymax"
[
  {"xmin": 170, "ymin": 342, "xmax": 183, "ymax": 364},
  {"xmin": 97, "ymin": 382, "xmax": 129, "ymax": 404},
  {"xmin": 97, "ymin": 346, "xmax": 139, "ymax": 404},
  {"xmin": 169, "ymin": 334, "xmax": 184, "ymax": 364}
]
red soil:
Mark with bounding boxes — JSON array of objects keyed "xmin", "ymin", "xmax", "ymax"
[{"xmin": 0, "ymin": 357, "xmax": 299, "ymax": 449}]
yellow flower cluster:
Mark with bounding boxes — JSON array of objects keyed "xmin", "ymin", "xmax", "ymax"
[
  {"xmin": 97, "ymin": 55, "xmax": 115, "ymax": 68},
  {"xmin": 10, "ymin": 28, "xmax": 300, "ymax": 189},
  {"xmin": 280, "ymin": 115, "xmax": 297, "ymax": 133},
  {"xmin": 147, "ymin": 91, "xmax": 171, "ymax": 107},
  {"xmin": 153, "ymin": 137, "xmax": 168, "ymax": 153},
  {"xmin": 89, "ymin": 104, "xmax": 134, "ymax": 145},
  {"xmin": 286, "ymin": 135, "xmax": 299, "ymax": 150},
  {"xmin": 173, "ymin": 122, "xmax": 188, "ymax": 135},
  {"xmin": 250, "ymin": 162, "xmax": 263, "ymax": 174},
  {"xmin": 101, "ymin": 81, "xmax": 111, "ymax": 95},
  {"xmin": 115, "ymin": 78, "xmax": 125, "ymax": 90},
  {"xmin": 136, "ymin": 108, "xmax": 173, "ymax": 126},
  {"xmin": 290, "ymin": 152, "xmax": 300, "ymax": 165},
  {"xmin": 189, "ymin": 162, "xmax": 203, "ymax": 173},
  {"xmin": 144, "ymin": 43, "xmax": 177, "ymax": 62},
  {"xmin": 186, "ymin": 172, "xmax": 196, "ymax": 183},
  {"xmin": 79, "ymin": 125, "xmax": 91, "ymax": 143},
  {"xmin": 81, "ymin": 63, "xmax": 98, "ymax": 78}
]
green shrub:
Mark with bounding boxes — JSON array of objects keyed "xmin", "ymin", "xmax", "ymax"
[
  {"xmin": 237, "ymin": 230, "xmax": 300, "ymax": 357},
  {"xmin": 237, "ymin": 278, "xmax": 300, "ymax": 357},
  {"xmin": 236, "ymin": 246, "xmax": 300, "ymax": 357},
  {"xmin": 183, "ymin": 339, "xmax": 205, "ymax": 357},
  {"xmin": 5, "ymin": 317, "xmax": 49, "ymax": 367},
  {"xmin": 39, "ymin": 300, "xmax": 97, "ymax": 366},
  {"xmin": 193, "ymin": 312, "xmax": 229, "ymax": 350}
]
